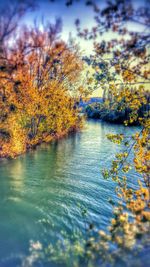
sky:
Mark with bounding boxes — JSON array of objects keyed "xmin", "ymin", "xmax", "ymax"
[
  {"xmin": 0, "ymin": 0, "xmax": 148, "ymax": 96},
  {"xmin": 22, "ymin": 0, "xmax": 98, "ymax": 55},
  {"xmin": 0, "ymin": 0, "xmax": 147, "ymax": 55},
  {"xmin": 7, "ymin": 0, "xmax": 145, "ymax": 57}
]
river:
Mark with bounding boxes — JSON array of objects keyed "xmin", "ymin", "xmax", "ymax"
[{"xmin": 0, "ymin": 120, "xmax": 140, "ymax": 266}]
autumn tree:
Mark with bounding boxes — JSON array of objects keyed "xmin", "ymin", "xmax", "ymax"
[{"xmin": 0, "ymin": 1, "xmax": 87, "ymax": 158}]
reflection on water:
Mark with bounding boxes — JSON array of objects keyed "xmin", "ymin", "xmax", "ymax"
[
  {"xmin": 9, "ymin": 160, "xmax": 25, "ymax": 190},
  {"xmin": 0, "ymin": 120, "xmax": 140, "ymax": 266}
]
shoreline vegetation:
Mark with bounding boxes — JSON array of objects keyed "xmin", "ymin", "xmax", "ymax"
[
  {"xmin": 0, "ymin": 122, "xmax": 82, "ymax": 159},
  {"xmin": 0, "ymin": 8, "xmax": 88, "ymax": 160},
  {"xmin": 84, "ymin": 97, "xmax": 149, "ymax": 125},
  {"xmin": 1, "ymin": 90, "xmax": 149, "ymax": 159}
]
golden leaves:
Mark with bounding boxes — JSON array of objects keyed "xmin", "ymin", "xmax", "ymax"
[
  {"xmin": 122, "ymin": 70, "xmax": 135, "ymax": 82},
  {"xmin": 0, "ymin": 30, "xmax": 84, "ymax": 158}
]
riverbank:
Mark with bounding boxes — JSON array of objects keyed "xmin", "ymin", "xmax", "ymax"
[
  {"xmin": 85, "ymin": 103, "xmax": 147, "ymax": 125},
  {"xmin": 0, "ymin": 124, "xmax": 82, "ymax": 159}
]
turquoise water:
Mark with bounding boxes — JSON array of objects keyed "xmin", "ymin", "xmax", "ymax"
[{"xmin": 0, "ymin": 120, "xmax": 140, "ymax": 266}]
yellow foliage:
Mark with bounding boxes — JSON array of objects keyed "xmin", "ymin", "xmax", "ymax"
[{"xmin": 0, "ymin": 28, "xmax": 86, "ymax": 158}]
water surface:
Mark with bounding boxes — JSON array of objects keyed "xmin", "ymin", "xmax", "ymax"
[{"xmin": 0, "ymin": 120, "xmax": 140, "ymax": 266}]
